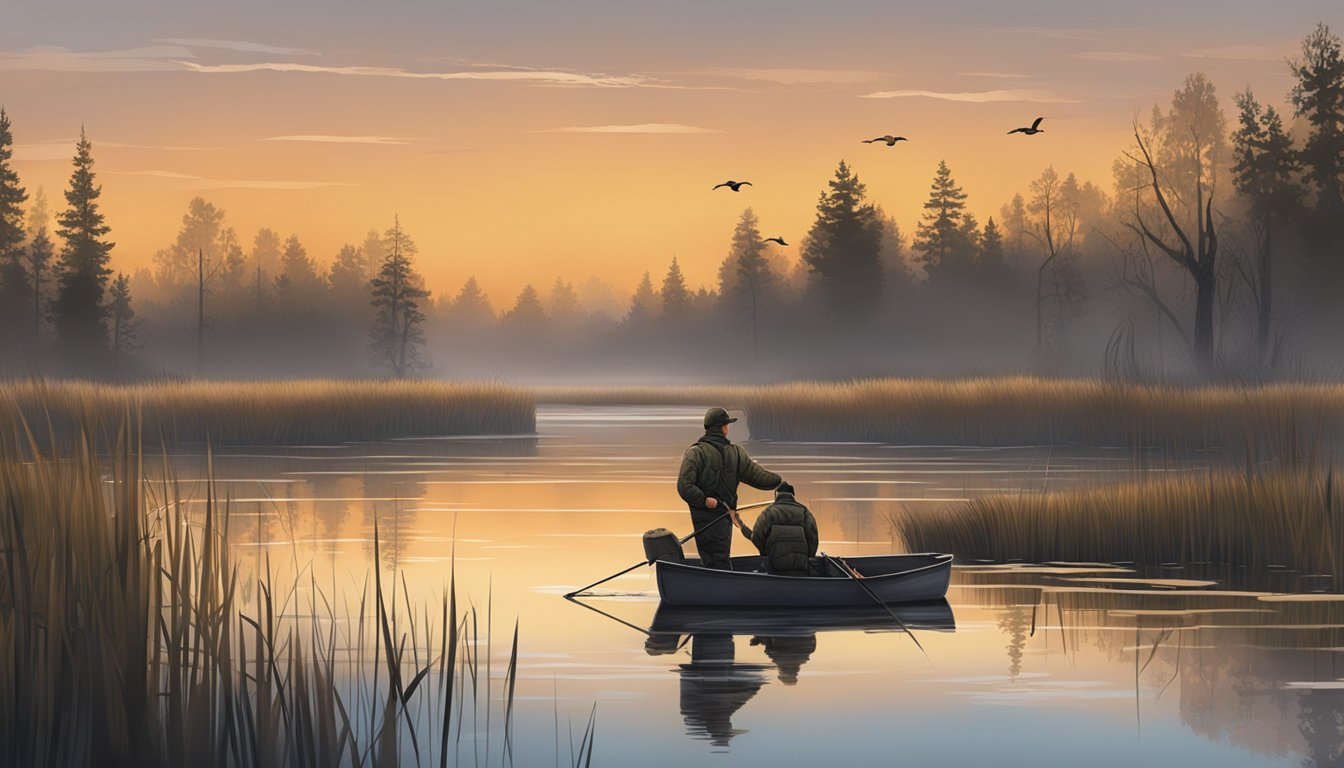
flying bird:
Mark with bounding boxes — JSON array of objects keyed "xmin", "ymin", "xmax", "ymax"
[
  {"xmin": 863, "ymin": 135, "xmax": 908, "ymax": 146},
  {"xmin": 1008, "ymin": 117, "xmax": 1045, "ymax": 136},
  {"xmin": 713, "ymin": 180, "xmax": 752, "ymax": 192},
  {"xmin": 761, "ymin": 237, "xmax": 788, "ymax": 246}
]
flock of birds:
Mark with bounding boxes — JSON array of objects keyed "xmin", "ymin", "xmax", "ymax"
[{"xmin": 712, "ymin": 117, "xmax": 1047, "ymax": 247}]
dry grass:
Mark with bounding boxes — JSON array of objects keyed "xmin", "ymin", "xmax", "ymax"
[
  {"xmin": 1, "ymin": 379, "xmax": 536, "ymax": 446},
  {"xmin": 740, "ymin": 377, "xmax": 1344, "ymax": 448},
  {"xmin": 0, "ymin": 427, "xmax": 587, "ymax": 767},
  {"xmin": 892, "ymin": 466, "xmax": 1344, "ymax": 580}
]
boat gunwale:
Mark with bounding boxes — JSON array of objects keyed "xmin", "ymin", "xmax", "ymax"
[{"xmin": 655, "ymin": 552, "xmax": 954, "ymax": 583}]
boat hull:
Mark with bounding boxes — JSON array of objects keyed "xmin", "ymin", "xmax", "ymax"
[
  {"xmin": 654, "ymin": 553, "xmax": 953, "ymax": 607},
  {"xmin": 649, "ymin": 600, "xmax": 956, "ymax": 635}
]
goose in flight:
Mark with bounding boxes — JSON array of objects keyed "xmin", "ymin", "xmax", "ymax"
[
  {"xmin": 713, "ymin": 180, "xmax": 752, "ymax": 192},
  {"xmin": 1008, "ymin": 117, "xmax": 1045, "ymax": 136},
  {"xmin": 761, "ymin": 237, "xmax": 788, "ymax": 246},
  {"xmin": 863, "ymin": 135, "xmax": 908, "ymax": 146}
]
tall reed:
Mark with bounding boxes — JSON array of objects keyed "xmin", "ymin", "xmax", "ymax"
[
  {"xmin": 0, "ymin": 425, "xmax": 577, "ymax": 767},
  {"xmin": 892, "ymin": 466, "xmax": 1344, "ymax": 581}
]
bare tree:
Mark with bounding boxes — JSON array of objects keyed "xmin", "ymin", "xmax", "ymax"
[
  {"xmin": 1120, "ymin": 116, "xmax": 1220, "ymax": 369},
  {"xmin": 1025, "ymin": 166, "xmax": 1085, "ymax": 353}
]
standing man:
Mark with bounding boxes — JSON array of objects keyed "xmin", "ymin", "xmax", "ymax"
[{"xmin": 677, "ymin": 407, "xmax": 783, "ymax": 570}]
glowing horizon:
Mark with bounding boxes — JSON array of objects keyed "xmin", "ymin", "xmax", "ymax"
[{"xmin": 3, "ymin": 2, "xmax": 1336, "ymax": 305}]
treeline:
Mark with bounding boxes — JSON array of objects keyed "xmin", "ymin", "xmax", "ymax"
[{"xmin": 1, "ymin": 22, "xmax": 1341, "ymax": 382}]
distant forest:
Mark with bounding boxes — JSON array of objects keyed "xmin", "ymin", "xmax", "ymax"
[{"xmin": 1, "ymin": 22, "xmax": 1342, "ymax": 383}]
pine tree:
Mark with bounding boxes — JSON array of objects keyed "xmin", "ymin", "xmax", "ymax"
[
  {"xmin": 0, "ymin": 107, "xmax": 31, "ymax": 350},
  {"xmin": 368, "ymin": 217, "xmax": 429, "ymax": 377},
  {"xmin": 626, "ymin": 271, "xmax": 660, "ymax": 323},
  {"xmin": 450, "ymin": 276, "xmax": 495, "ymax": 327},
  {"xmin": 108, "ymin": 272, "xmax": 140, "ymax": 377},
  {"xmin": 719, "ymin": 208, "xmax": 768, "ymax": 299},
  {"xmin": 546, "ymin": 278, "xmax": 582, "ymax": 326},
  {"xmin": 276, "ymin": 234, "xmax": 323, "ymax": 301},
  {"xmin": 980, "ymin": 216, "xmax": 1006, "ymax": 277},
  {"xmin": 359, "ymin": 228, "xmax": 386, "ymax": 282},
  {"xmin": 501, "ymin": 283, "xmax": 547, "ymax": 329},
  {"xmin": 914, "ymin": 160, "xmax": 974, "ymax": 286},
  {"xmin": 249, "ymin": 228, "xmax": 282, "ymax": 313},
  {"xmin": 26, "ymin": 227, "xmax": 52, "ymax": 342},
  {"xmin": 329, "ymin": 243, "xmax": 368, "ymax": 299},
  {"xmin": 1233, "ymin": 88, "xmax": 1302, "ymax": 358},
  {"xmin": 801, "ymin": 160, "xmax": 883, "ymax": 317},
  {"xmin": 52, "ymin": 127, "xmax": 114, "ymax": 362},
  {"xmin": 1290, "ymin": 23, "xmax": 1344, "ymax": 228},
  {"xmin": 660, "ymin": 257, "xmax": 691, "ymax": 316}
]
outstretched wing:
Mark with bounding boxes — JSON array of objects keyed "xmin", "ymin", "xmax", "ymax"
[
  {"xmin": 1031, "ymin": 117, "xmax": 1044, "ymax": 130},
  {"xmin": 894, "ymin": 136, "xmax": 908, "ymax": 142},
  {"xmin": 862, "ymin": 138, "xmax": 878, "ymax": 143},
  {"xmin": 1007, "ymin": 128, "xmax": 1025, "ymax": 134},
  {"xmin": 713, "ymin": 183, "xmax": 728, "ymax": 190},
  {"xmin": 740, "ymin": 181, "xmax": 752, "ymax": 187}
]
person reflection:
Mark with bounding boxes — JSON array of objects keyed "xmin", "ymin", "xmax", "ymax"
[
  {"xmin": 647, "ymin": 633, "xmax": 768, "ymax": 747},
  {"xmin": 750, "ymin": 634, "xmax": 817, "ymax": 686}
]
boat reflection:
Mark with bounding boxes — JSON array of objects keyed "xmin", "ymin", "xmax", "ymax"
[{"xmin": 610, "ymin": 601, "xmax": 956, "ymax": 747}]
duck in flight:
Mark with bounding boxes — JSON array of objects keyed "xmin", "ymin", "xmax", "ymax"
[
  {"xmin": 713, "ymin": 180, "xmax": 752, "ymax": 192},
  {"xmin": 761, "ymin": 237, "xmax": 788, "ymax": 246},
  {"xmin": 1008, "ymin": 117, "xmax": 1045, "ymax": 136},
  {"xmin": 863, "ymin": 135, "xmax": 908, "ymax": 146}
]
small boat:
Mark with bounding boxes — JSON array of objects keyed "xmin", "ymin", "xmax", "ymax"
[
  {"xmin": 655, "ymin": 553, "xmax": 953, "ymax": 607},
  {"xmin": 649, "ymin": 599, "xmax": 956, "ymax": 636}
]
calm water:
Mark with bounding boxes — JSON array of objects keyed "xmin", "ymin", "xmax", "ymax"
[{"xmin": 165, "ymin": 406, "xmax": 1344, "ymax": 767}]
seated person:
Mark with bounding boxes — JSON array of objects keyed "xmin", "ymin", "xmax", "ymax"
[{"xmin": 732, "ymin": 482, "xmax": 819, "ymax": 575}]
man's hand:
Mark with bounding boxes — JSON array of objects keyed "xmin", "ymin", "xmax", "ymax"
[{"xmin": 705, "ymin": 497, "xmax": 718, "ymax": 510}]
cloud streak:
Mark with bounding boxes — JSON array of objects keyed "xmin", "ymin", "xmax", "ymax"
[
  {"xmin": 177, "ymin": 60, "xmax": 655, "ymax": 88},
  {"xmin": 1072, "ymin": 51, "xmax": 1162, "ymax": 62},
  {"xmin": 0, "ymin": 45, "xmax": 190, "ymax": 72},
  {"xmin": 540, "ymin": 123, "xmax": 720, "ymax": 134},
  {"xmin": 708, "ymin": 67, "xmax": 881, "ymax": 84},
  {"xmin": 860, "ymin": 89, "xmax": 1076, "ymax": 103},
  {"xmin": 154, "ymin": 38, "xmax": 317, "ymax": 56}
]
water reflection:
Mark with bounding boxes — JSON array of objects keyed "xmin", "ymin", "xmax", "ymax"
[{"xmin": 140, "ymin": 406, "xmax": 1344, "ymax": 766}]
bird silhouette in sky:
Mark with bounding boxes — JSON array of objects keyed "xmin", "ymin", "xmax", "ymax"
[
  {"xmin": 1008, "ymin": 117, "xmax": 1045, "ymax": 136},
  {"xmin": 713, "ymin": 180, "xmax": 752, "ymax": 192},
  {"xmin": 862, "ymin": 135, "xmax": 908, "ymax": 146},
  {"xmin": 761, "ymin": 237, "xmax": 788, "ymax": 246}
]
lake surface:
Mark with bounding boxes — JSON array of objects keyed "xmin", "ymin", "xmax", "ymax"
[{"xmin": 166, "ymin": 406, "xmax": 1344, "ymax": 767}]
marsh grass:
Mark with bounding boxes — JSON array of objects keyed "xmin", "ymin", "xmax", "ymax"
[
  {"xmin": 893, "ymin": 465, "xmax": 1344, "ymax": 583},
  {"xmin": 1, "ymin": 379, "xmax": 536, "ymax": 448},
  {"xmin": 741, "ymin": 377, "xmax": 1344, "ymax": 448},
  {"xmin": 539, "ymin": 377, "xmax": 1344, "ymax": 450},
  {"xmin": 0, "ymin": 426, "xmax": 584, "ymax": 767}
]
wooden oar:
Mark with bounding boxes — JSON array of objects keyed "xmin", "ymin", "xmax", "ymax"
[
  {"xmin": 821, "ymin": 552, "xmax": 929, "ymax": 662},
  {"xmin": 564, "ymin": 500, "xmax": 773, "ymax": 599}
]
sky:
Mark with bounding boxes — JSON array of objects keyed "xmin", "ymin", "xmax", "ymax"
[{"xmin": 2, "ymin": 1, "xmax": 1339, "ymax": 304}]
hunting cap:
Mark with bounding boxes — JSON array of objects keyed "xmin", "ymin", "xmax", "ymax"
[{"xmin": 703, "ymin": 407, "xmax": 738, "ymax": 430}]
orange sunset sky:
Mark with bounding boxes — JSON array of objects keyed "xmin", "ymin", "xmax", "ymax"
[{"xmin": 3, "ymin": 1, "xmax": 1339, "ymax": 303}]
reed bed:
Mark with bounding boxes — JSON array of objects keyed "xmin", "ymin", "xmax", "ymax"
[
  {"xmin": 0, "ymin": 428, "xmax": 587, "ymax": 767},
  {"xmin": 740, "ymin": 377, "xmax": 1344, "ymax": 448},
  {"xmin": 1, "ymin": 379, "xmax": 536, "ymax": 446},
  {"xmin": 892, "ymin": 466, "xmax": 1344, "ymax": 581}
]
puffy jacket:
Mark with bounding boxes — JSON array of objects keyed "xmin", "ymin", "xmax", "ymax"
[
  {"xmin": 676, "ymin": 430, "xmax": 782, "ymax": 512},
  {"xmin": 746, "ymin": 493, "xmax": 818, "ymax": 574}
]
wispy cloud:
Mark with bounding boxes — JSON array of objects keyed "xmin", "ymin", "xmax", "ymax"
[
  {"xmin": 154, "ymin": 38, "xmax": 317, "ymax": 56},
  {"xmin": 109, "ymin": 169, "xmax": 358, "ymax": 190},
  {"xmin": 540, "ymin": 123, "xmax": 720, "ymax": 134},
  {"xmin": 1182, "ymin": 44, "xmax": 1290, "ymax": 62},
  {"xmin": 177, "ymin": 60, "xmax": 655, "ymax": 88},
  {"xmin": 958, "ymin": 71, "xmax": 1032, "ymax": 80},
  {"xmin": 261, "ymin": 135, "xmax": 417, "ymax": 145},
  {"xmin": 1072, "ymin": 51, "xmax": 1162, "ymax": 62},
  {"xmin": 708, "ymin": 68, "xmax": 881, "ymax": 84},
  {"xmin": 860, "ymin": 89, "xmax": 1076, "ymax": 103},
  {"xmin": 0, "ymin": 45, "xmax": 190, "ymax": 72}
]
